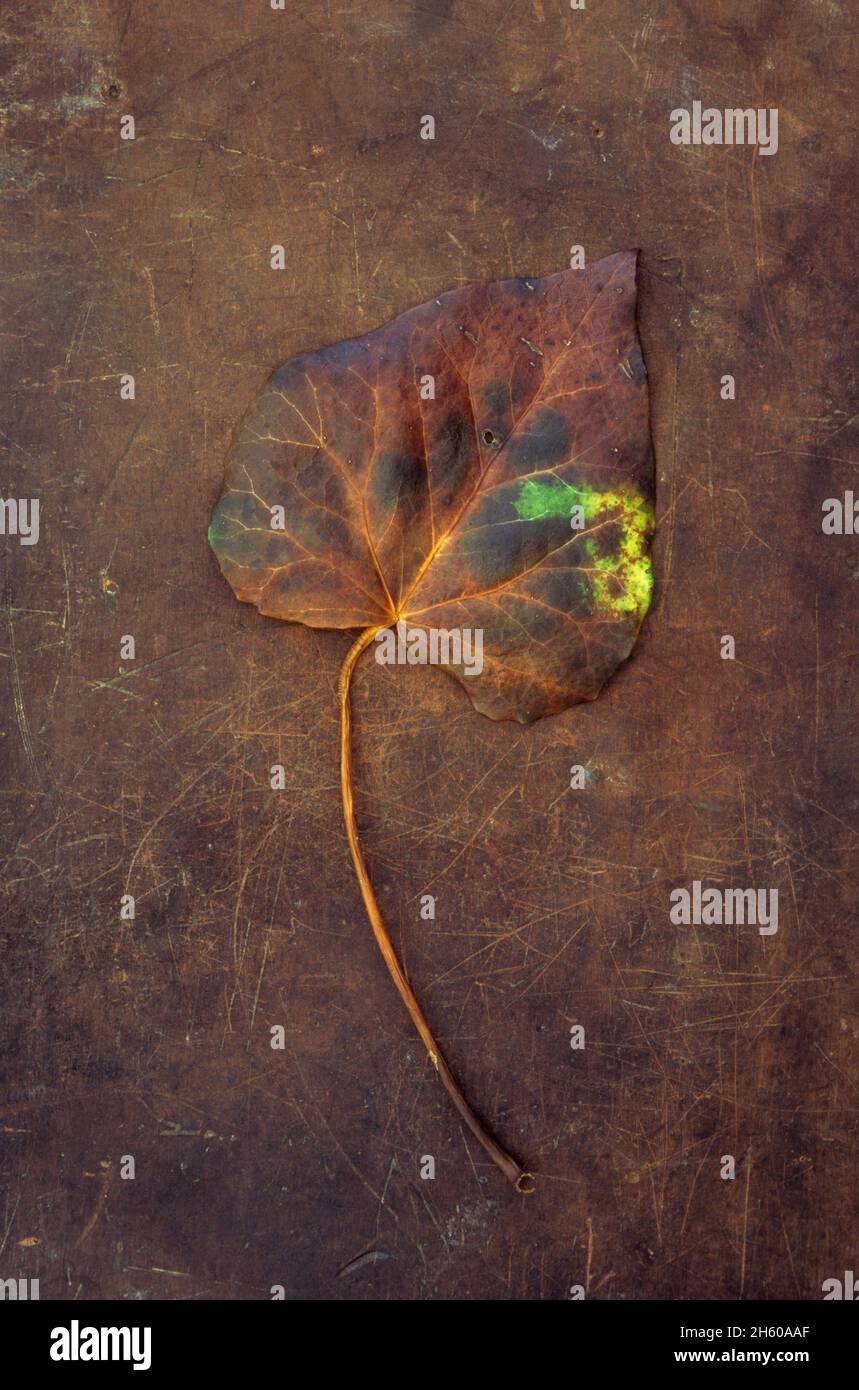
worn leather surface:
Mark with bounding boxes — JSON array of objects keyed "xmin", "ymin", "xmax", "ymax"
[{"xmin": 2, "ymin": 0, "xmax": 856, "ymax": 1300}]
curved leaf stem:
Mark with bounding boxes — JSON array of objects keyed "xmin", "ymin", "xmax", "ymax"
[{"xmin": 339, "ymin": 625, "xmax": 534, "ymax": 1192}]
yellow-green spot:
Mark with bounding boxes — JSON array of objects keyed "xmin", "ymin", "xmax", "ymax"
[{"xmin": 514, "ymin": 475, "xmax": 654, "ymax": 621}]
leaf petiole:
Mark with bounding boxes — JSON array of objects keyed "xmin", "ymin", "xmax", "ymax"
[{"xmin": 338, "ymin": 625, "xmax": 534, "ymax": 1192}]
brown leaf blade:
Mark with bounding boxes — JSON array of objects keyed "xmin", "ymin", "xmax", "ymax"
[{"xmin": 209, "ymin": 250, "xmax": 654, "ymax": 720}]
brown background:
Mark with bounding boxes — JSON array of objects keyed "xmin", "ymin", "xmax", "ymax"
[{"xmin": 2, "ymin": 0, "xmax": 857, "ymax": 1301}]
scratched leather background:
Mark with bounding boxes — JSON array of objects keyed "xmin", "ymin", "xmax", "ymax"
[{"xmin": 2, "ymin": 0, "xmax": 856, "ymax": 1300}]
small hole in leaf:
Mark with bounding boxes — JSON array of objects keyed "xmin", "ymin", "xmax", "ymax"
[{"xmin": 482, "ymin": 430, "xmax": 496, "ymax": 445}]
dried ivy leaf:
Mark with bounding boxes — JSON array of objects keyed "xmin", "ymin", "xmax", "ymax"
[
  {"xmin": 209, "ymin": 251, "xmax": 655, "ymax": 1189},
  {"xmin": 211, "ymin": 251, "xmax": 653, "ymax": 722}
]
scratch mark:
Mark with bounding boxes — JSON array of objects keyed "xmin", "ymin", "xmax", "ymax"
[
  {"xmin": 337, "ymin": 1249, "xmax": 391, "ymax": 1279},
  {"xmin": 141, "ymin": 265, "xmax": 161, "ymax": 335}
]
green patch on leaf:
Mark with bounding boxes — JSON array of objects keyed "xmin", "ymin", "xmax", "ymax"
[{"xmin": 514, "ymin": 476, "xmax": 654, "ymax": 620}]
